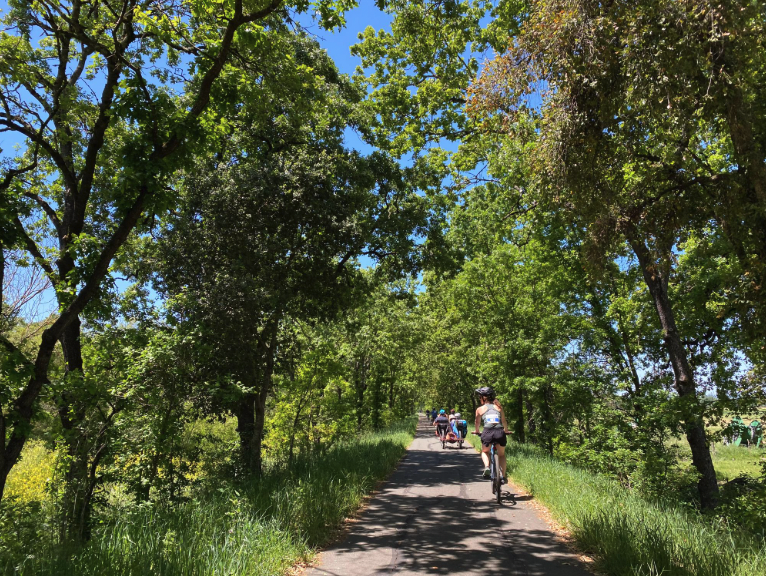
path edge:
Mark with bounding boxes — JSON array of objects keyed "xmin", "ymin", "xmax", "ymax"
[{"xmin": 291, "ymin": 415, "xmax": 422, "ymax": 576}]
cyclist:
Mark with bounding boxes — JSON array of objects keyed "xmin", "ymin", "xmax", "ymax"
[
  {"xmin": 448, "ymin": 408, "xmax": 459, "ymax": 436},
  {"xmin": 474, "ymin": 387, "xmax": 510, "ymax": 481},
  {"xmin": 430, "ymin": 408, "xmax": 438, "ymax": 423},
  {"xmin": 433, "ymin": 409, "xmax": 450, "ymax": 442}
]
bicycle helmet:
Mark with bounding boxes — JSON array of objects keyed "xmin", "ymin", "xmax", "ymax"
[
  {"xmin": 439, "ymin": 409, "xmax": 446, "ymax": 414},
  {"xmin": 475, "ymin": 386, "xmax": 496, "ymax": 401}
]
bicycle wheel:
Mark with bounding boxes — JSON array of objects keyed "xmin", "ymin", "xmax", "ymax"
[
  {"xmin": 494, "ymin": 452, "xmax": 502, "ymax": 504},
  {"xmin": 490, "ymin": 448, "xmax": 497, "ymax": 494}
]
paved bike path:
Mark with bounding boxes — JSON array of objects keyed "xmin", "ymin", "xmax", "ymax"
[{"xmin": 307, "ymin": 417, "xmax": 592, "ymax": 576}]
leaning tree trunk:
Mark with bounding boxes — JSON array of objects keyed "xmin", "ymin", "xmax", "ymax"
[{"xmin": 627, "ymin": 231, "xmax": 719, "ymax": 510}]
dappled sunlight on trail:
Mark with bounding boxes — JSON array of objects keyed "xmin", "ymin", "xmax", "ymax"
[{"xmin": 308, "ymin": 417, "xmax": 590, "ymax": 576}]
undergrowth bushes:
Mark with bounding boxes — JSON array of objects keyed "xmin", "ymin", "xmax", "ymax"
[
  {"xmin": 495, "ymin": 440, "xmax": 766, "ymax": 576},
  {"xmin": 1, "ymin": 419, "xmax": 415, "ymax": 576}
]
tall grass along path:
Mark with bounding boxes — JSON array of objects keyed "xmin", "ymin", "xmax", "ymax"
[
  {"xmin": 500, "ymin": 441, "xmax": 766, "ymax": 576},
  {"xmin": 308, "ymin": 416, "xmax": 590, "ymax": 576},
  {"xmin": 2, "ymin": 423, "xmax": 416, "ymax": 576}
]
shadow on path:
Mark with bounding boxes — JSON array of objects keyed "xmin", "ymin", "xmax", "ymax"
[{"xmin": 308, "ymin": 418, "xmax": 592, "ymax": 576}]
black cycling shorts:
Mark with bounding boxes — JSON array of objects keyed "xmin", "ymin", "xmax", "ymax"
[{"xmin": 481, "ymin": 427, "xmax": 507, "ymax": 448}]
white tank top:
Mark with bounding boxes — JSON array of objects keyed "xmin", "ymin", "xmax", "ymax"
[{"xmin": 482, "ymin": 404, "xmax": 502, "ymax": 429}]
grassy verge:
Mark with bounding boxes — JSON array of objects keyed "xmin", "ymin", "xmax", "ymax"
[
  {"xmin": 711, "ymin": 444, "xmax": 765, "ymax": 481},
  {"xmin": 466, "ymin": 435, "xmax": 766, "ymax": 576},
  {"xmin": 665, "ymin": 437, "xmax": 765, "ymax": 481},
  {"xmin": 2, "ymin": 418, "xmax": 416, "ymax": 576}
]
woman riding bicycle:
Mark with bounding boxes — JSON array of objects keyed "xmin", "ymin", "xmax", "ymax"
[{"xmin": 474, "ymin": 387, "xmax": 510, "ymax": 480}]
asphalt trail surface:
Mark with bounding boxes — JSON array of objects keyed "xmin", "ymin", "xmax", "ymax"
[{"xmin": 308, "ymin": 417, "xmax": 592, "ymax": 576}]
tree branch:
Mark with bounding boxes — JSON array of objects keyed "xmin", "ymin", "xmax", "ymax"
[
  {"xmin": 0, "ymin": 160, "xmax": 38, "ymax": 192},
  {"xmin": 0, "ymin": 334, "xmax": 35, "ymax": 372},
  {"xmin": 13, "ymin": 217, "xmax": 57, "ymax": 282},
  {"xmin": 77, "ymin": 7, "xmax": 136, "ymax": 218},
  {"xmin": 48, "ymin": 185, "xmax": 149, "ymax": 334},
  {"xmin": 23, "ymin": 192, "xmax": 62, "ymax": 233},
  {"xmin": 157, "ymin": 0, "xmax": 284, "ymax": 159}
]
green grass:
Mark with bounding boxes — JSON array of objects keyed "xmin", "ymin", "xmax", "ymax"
[
  {"xmin": 712, "ymin": 444, "xmax": 765, "ymax": 481},
  {"xmin": 1, "ymin": 418, "xmax": 416, "ymax": 576},
  {"xmin": 665, "ymin": 438, "xmax": 765, "ymax": 481},
  {"xmin": 467, "ymin": 435, "xmax": 766, "ymax": 576}
]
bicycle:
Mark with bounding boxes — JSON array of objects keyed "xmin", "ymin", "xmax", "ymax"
[
  {"xmin": 436, "ymin": 425, "xmax": 448, "ymax": 449},
  {"xmin": 472, "ymin": 431, "xmax": 506, "ymax": 504}
]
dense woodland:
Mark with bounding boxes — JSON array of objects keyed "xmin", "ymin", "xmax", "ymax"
[{"xmin": 1, "ymin": 0, "xmax": 766, "ymax": 572}]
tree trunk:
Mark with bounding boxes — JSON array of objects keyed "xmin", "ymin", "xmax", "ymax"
[
  {"xmin": 626, "ymin": 230, "xmax": 719, "ymax": 510},
  {"xmin": 354, "ymin": 357, "xmax": 368, "ymax": 430},
  {"xmin": 235, "ymin": 325, "xmax": 278, "ymax": 476},
  {"xmin": 541, "ymin": 384, "xmax": 554, "ymax": 455},
  {"xmin": 235, "ymin": 392, "xmax": 257, "ymax": 474},
  {"xmin": 58, "ymin": 318, "xmax": 95, "ymax": 541},
  {"xmin": 514, "ymin": 387, "xmax": 525, "ymax": 443},
  {"xmin": 252, "ymin": 382, "xmax": 270, "ymax": 474},
  {"xmin": 524, "ymin": 391, "xmax": 536, "ymax": 439},
  {"xmin": 288, "ymin": 393, "xmax": 308, "ymax": 462},
  {"xmin": 371, "ymin": 377, "xmax": 381, "ymax": 431},
  {"xmin": 0, "ymin": 330, "xmax": 56, "ymax": 501},
  {"xmin": 388, "ymin": 374, "xmax": 395, "ymax": 416}
]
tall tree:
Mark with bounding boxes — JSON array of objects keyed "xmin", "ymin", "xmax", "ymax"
[
  {"xmin": 469, "ymin": 0, "xmax": 766, "ymax": 508},
  {"xmin": 0, "ymin": 0, "xmax": 353, "ymax": 538},
  {"xmin": 155, "ymin": 36, "xmax": 428, "ymax": 473}
]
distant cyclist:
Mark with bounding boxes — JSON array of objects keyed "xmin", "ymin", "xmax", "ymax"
[
  {"xmin": 433, "ymin": 409, "xmax": 450, "ymax": 441},
  {"xmin": 430, "ymin": 408, "xmax": 438, "ymax": 423},
  {"xmin": 474, "ymin": 387, "xmax": 510, "ymax": 481}
]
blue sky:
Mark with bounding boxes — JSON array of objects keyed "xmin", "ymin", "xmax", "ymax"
[
  {"xmin": 300, "ymin": 2, "xmax": 394, "ymax": 77},
  {"xmin": 296, "ymin": 2, "xmax": 394, "ymax": 158}
]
